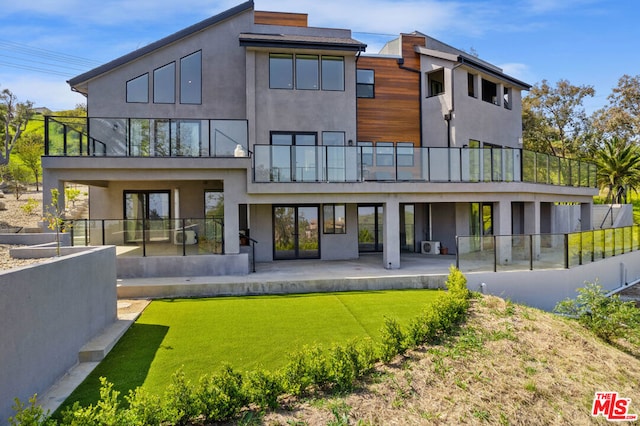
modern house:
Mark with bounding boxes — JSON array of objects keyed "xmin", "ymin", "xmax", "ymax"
[{"xmin": 42, "ymin": 0, "xmax": 598, "ymax": 275}]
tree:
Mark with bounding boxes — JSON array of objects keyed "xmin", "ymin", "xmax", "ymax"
[
  {"xmin": 522, "ymin": 79, "xmax": 595, "ymax": 157},
  {"xmin": 15, "ymin": 133, "xmax": 43, "ymax": 191},
  {"xmin": 593, "ymin": 137, "xmax": 640, "ymax": 203},
  {"xmin": 592, "ymin": 74, "xmax": 640, "ymax": 144},
  {"xmin": 0, "ymin": 88, "xmax": 34, "ymax": 166}
]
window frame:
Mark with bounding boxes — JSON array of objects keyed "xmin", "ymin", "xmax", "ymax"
[
  {"xmin": 269, "ymin": 53, "xmax": 294, "ymax": 89},
  {"xmin": 323, "ymin": 203, "xmax": 346, "ymax": 234},
  {"xmin": 180, "ymin": 51, "xmax": 202, "ymax": 104},
  {"xmin": 427, "ymin": 68, "xmax": 445, "ymax": 97},
  {"xmin": 126, "ymin": 73, "xmax": 149, "ymax": 103},
  {"xmin": 321, "ymin": 56, "xmax": 345, "ymax": 91},
  {"xmin": 467, "ymin": 72, "xmax": 477, "ymax": 98},
  {"xmin": 153, "ymin": 62, "xmax": 176, "ymax": 104},
  {"xmin": 481, "ymin": 78, "xmax": 498, "ymax": 105},
  {"xmin": 295, "ymin": 54, "xmax": 319, "ymax": 90},
  {"xmin": 356, "ymin": 69, "xmax": 375, "ymax": 98}
]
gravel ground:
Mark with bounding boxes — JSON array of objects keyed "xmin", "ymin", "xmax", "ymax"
[{"xmin": 0, "ymin": 189, "xmax": 47, "ymax": 270}]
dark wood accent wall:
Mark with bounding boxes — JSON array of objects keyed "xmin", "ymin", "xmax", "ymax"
[
  {"xmin": 357, "ymin": 34, "xmax": 425, "ymax": 146},
  {"xmin": 254, "ymin": 11, "xmax": 308, "ymax": 27}
]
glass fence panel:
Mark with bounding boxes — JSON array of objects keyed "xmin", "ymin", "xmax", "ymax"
[
  {"xmin": 522, "ymin": 150, "xmax": 536, "ymax": 183},
  {"xmin": 593, "ymin": 229, "xmax": 605, "ymax": 260},
  {"xmin": 396, "ymin": 146, "xmax": 422, "ymax": 181},
  {"xmin": 614, "ymin": 227, "xmax": 624, "ymax": 256},
  {"xmin": 570, "ymin": 159, "xmax": 580, "ymax": 187},
  {"xmin": 449, "ymin": 148, "xmax": 461, "ymax": 181},
  {"xmin": 429, "ymin": 148, "xmax": 451, "ymax": 181},
  {"xmin": 456, "ymin": 236, "xmax": 495, "ymax": 273},
  {"xmin": 461, "ymin": 148, "xmax": 481, "ymax": 182},
  {"xmin": 500, "ymin": 235, "xmax": 531, "ymax": 271},
  {"xmin": 548, "ymin": 156, "xmax": 560, "ymax": 186},
  {"xmin": 535, "ymin": 234, "xmax": 565, "ymax": 270},
  {"xmin": 580, "ymin": 231, "xmax": 594, "ymax": 265},
  {"xmin": 603, "ymin": 229, "xmax": 614, "ymax": 258},
  {"xmin": 536, "ymin": 152, "xmax": 549, "ymax": 184},
  {"xmin": 70, "ymin": 220, "xmax": 88, "ymax": 246},
  {"xmin": 633, "ymin": 226, "xmax": 640, "ymax": 250},
  {"xmin": 253, "ymin": 145, "xmax": 271, "ymax": 182},
  {"xmin": 504, "ymin": 148, "xmax": 514, "ymax": 182},
  {"xmin": 567, "ymin": 233, "xmax": 582, "ymax": 268},
  {"xmin": 211, "ymin": 120, "xmax": 248, "ymax": 157}
]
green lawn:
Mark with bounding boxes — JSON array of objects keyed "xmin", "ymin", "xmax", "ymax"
[{"xmin": 60, "ymin": 289, "xmax": 440, "ymax": 411}]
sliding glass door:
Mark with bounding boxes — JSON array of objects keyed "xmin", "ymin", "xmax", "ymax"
[{"xmin": 273, "ymin": 205, "xmax": 319, "ymax": 259}]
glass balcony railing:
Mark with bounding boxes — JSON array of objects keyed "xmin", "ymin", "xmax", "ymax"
[
  {"xmin": 456, "ymin": 225, "xmax": 640, "ymax": 273},
  {"xmin": 44, "ymin": 116, "xmax": 249, "ymax": 158},
  {"xmin": 254, "ymin": 145, "xmax": 597, "ymax": 187},
  {"xmin": 67, "ymin": 218, "xmax": 224, "ymax": 256}
]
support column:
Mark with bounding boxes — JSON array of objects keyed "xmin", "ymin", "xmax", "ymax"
[
  {"xmin": 223, "ymin": 198, "xmax": 240, "ymax": 254},
  {"xmin": 494, "ymin": 200, "xmax": 512, "ymax": 265},
  {"xmin": 383, "ymin": 199, "xmax": 400, "ymax": 269},
  {"xmin": 524, "ymin": 201, "xmax": 541, "ymax": 260}
]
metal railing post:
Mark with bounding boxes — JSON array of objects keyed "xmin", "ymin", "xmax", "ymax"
[
  {"xmin": 564, "ymin": 234, "xmax": 569, "ymax": 269},
  {"xmin": 529, "ymin": 234, "xmax": 533, "ymax": 270},
  {"xmin": 493, "ymin": 235, "xmax": 497, "ymax": 272}
]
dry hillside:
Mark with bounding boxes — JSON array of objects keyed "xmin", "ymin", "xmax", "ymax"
[{"xmin": 261, "ymin": 296, "xmax": 640, "ymax": 425}]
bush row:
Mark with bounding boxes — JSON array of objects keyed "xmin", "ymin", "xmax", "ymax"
[{"xmin": 11, "ymin": 266, "xmax": 471, "ymax": 426}]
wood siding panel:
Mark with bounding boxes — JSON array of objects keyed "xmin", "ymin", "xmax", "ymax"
[
  {"xmin": 357, "ymin": 34, "xmax": 425, "ymax": 146},
  {"xmin": 254, "ymin": 11, "xmax": 308, "ymax": 27}
]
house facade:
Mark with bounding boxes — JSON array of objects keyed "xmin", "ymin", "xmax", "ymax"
[{"xmin": 42, "ymin": 1, "xmax": 597, "ymax": 272}]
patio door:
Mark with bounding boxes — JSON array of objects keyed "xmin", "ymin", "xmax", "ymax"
[
  {"xmin": 124, "ymin": 191, "xmax": 170, "ymax": 243},
  {"xmin": 358, "ymin": 205, "xmax": 383, "ymax": 252},
  {"xmin": 273, "ymin": 205, "xmax": 319, "ymax": 259}
]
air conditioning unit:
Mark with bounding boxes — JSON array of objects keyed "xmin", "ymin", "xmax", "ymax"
[
  {"xmin": 421, "ymin": 240, "xmax": 440, "ymax": 255},
  {"xmin": 174, "ymin": 230, "xmax": 197, "ymax": 245}
]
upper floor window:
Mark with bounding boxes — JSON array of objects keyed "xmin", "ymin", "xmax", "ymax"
[
  {"xmin": 357, "ymin": 69, "xmax": 375, "ymax": 98},
  {"xmin": 503, "ymin": 87, "xmax": 512, "ymax": 110},
  {"xmin": 468, "ymin": 73, "xmax": 477, "ymax": 97},
  {"xmin": 481, "ymin": 78, "xmax": 498, "ymax": 105},
  {"xmin": 296, "ymin": 55, "xmax": 319, "ymax": 90},
  {"xmin": 126, "ymin": 73, "xmax": 148, "ymax": 103},
  {"xmin": 154, "ymin": 62, "xmax": 175, "ymax": 104},
  {"xmin": 321, "ymin": 56, "xmax": 344, "ymax": 91},
  {"xmin": 270, "ymin": 53, "xmax": 294, "ymax": 89},
  {"xmin": 322, "ymin": 131, "xmax": 345, "ymax": 146},
  {"xmin": 180, "ymin": 51, "xmax": 202, "ymax": 104},
  {"xmin": 270, "ymin": 54, "xmax": 345, "ymax": 91},
  {"xmin": 427, "ymin": 68, "xmax": 445, "ymax": 97}
]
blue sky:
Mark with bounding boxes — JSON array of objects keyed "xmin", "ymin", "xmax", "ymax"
[{"xmin": 0, "ymin": 0, "xmax": 637, "ymax": 113}]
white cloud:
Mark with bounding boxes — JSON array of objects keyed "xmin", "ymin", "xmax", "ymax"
[{"xmin": 498, "ymin": 63, "xmax": 536, "ymax": 86}]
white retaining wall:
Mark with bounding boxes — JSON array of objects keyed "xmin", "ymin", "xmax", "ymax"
[
  {"xmin": 466, "ymin": 250, "xmax": 640, "ymax": 311},
  {"xmin": 0, "ymin": 247, "xmax": 116, "ymax": 425}
]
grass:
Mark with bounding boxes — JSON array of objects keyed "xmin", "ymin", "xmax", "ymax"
[{"xmin": 58, "ymin": 289, "xmax": 440, "ymax": 412}]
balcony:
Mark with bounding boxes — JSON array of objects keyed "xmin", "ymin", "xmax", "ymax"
[
  {"xmin": 44, "ymin": 116, "xmax": 249, "ymax": 157},
  {"xmin": 253, "ymin": 145, "xmax": 597, "ymax": 187}
]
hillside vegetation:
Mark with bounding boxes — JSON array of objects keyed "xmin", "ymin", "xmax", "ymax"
[{"xmin": 260, "ymin": 295, "xmax": 640, "ymax": 425}]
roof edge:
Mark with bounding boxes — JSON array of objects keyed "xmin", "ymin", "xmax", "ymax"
[{"xmin": 68, "ymin": 0, "xmax": 254, "ymax": 89}]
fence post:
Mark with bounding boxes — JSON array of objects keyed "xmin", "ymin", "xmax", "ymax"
[
  {"xmin": 564, "ymin": 234, "xmax": 569, "ymax": 269},
  {"xmin": 529, "ymin": 234, "xmax": 533, "ymax": 270},
  {"xmin": 493, "ymin": 235, "xmax": 497, "ymax": 273}
]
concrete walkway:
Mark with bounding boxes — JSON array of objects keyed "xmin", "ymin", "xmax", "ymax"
[{"xmin": 116, "ymin": 253, "xmax": 457, "ymax": 299}]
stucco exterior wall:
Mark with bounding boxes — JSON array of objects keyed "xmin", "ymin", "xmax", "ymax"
[
  {"xmin": 0, "ymin": 247, "xmax": 116, "ymax": 425},
  {"xmin": 86, "ymin": 10, "xmax": 254, "ymax": 119}
]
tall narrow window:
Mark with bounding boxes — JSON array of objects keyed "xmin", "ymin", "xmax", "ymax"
[
  {"xmin": 357, "ymin": 69, "xmax": 375, "ymax": 98},
  {"xmin": 154, "ymin": 62, "xmax": 175, "ymax": 103},
  {"xmin": 321, "ymin": 56, "xmax": 344, "ymax": 91},
  {"xmin": 503, "ymin": 86, "xmax": 512, "ymax": 110},
  {"xmin": 126, "ymin": 73, "xmax": 149, "ymax": 103},
  {"xmin": 296, "ymin": 55, "xmax": 319, "ymax": 90},
  {"xmin": 427, "ymin": 68, "xmax": 445, "ymax": 97},
  {"xmin": 180, "ymin": 51, "xmax": 201, "ymax": 104},
  {"xmin": 270, "ymin": 53, "xmax": 293, "ymax": 89},
  {"xmin": 468, "ymin": 72, "xmax": 477, "ymax": 97},
  {"xmin": 481, "ymin": 78, "xmax": 498, "ymax": 104}
]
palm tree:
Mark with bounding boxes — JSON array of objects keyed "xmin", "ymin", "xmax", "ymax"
[{"xmin": 594, "ymin": 137, "xmax": 640, "ymax": 203}]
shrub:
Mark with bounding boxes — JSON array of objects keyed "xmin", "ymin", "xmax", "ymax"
[
  {"xmin": 554, "ymin": 281, "xmax": 640, "ymax": 343},
  {"xmin": 328, "ymin": 341, "xmax": 361, "ymax": 392},
  {"xmin": 379, "ymin": 317, "xmax": 407, "ymax": 362},
  {"xmin": 196, "ymin": 364, "xmax": 246, "ymax": 422},
  {"xmin": 244, "ymin": 369, "xmax": 283, "ymax": 409},
  {"xmin": 163, "ymin": 368, "xmax": 200, "ymax": 425},
  {"xmin": 20, "ymin": 197, "xmax": 39, "ymax": 215},
  {"xmin": 445, "ymin": 265, "xmax": 471, "ymax": 299},
  {"xmin": 8, "ymin": 394, "xmax": 55, "ymax": 426},
  {"xmin": 121, "ymin": 387, "xmax": 165, "ymax": 426}
]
